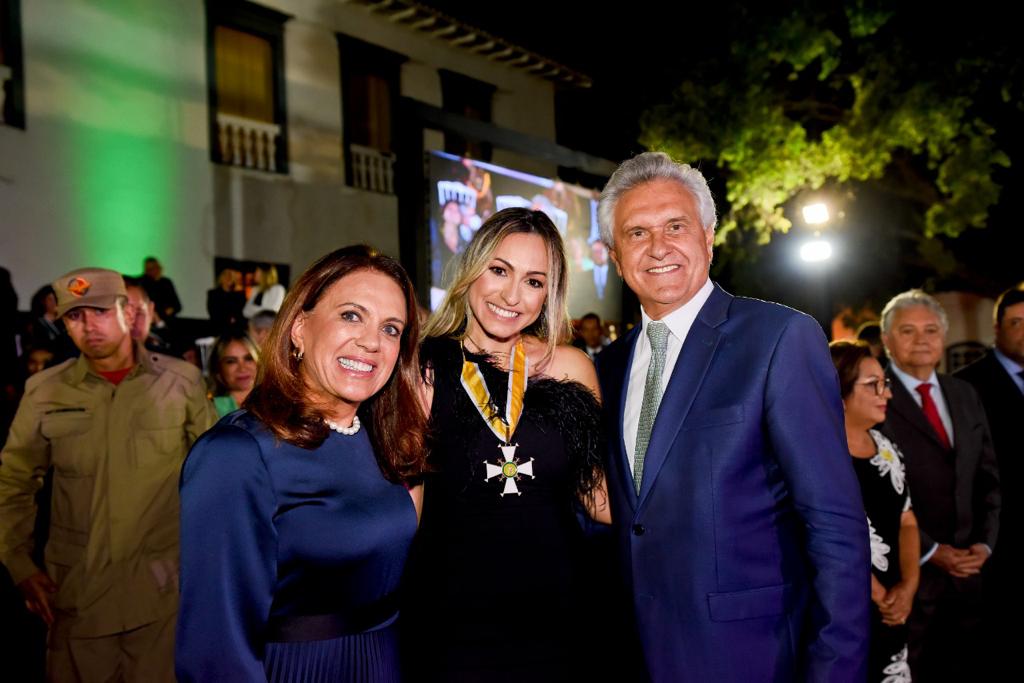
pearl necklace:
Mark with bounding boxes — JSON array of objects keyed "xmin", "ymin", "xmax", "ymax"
[{"xmin": 325, "ymin": 415, "xmax": 361, "ymax": 435}]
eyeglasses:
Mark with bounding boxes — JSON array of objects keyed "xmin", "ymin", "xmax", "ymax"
[{"xmin": 854, "ymin": 377, "xmax": 891, "ymax": 396}]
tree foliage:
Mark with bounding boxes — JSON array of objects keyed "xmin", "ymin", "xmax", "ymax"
[{"xmin": 640, "ymin": 0, "xmax": 1018, "ymax": 249}]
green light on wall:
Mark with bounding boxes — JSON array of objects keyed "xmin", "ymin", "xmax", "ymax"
[{"xmin": 69, "ymin": 123, "xmax": 178, "ymax": 274}]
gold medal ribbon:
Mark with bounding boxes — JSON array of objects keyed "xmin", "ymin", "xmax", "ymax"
[{"xmin": 460, "ymin": 339, "xmax": 528, "ymax": 444}]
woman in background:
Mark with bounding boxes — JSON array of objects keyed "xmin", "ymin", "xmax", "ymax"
[
  {"xmin": 243, "ymin": 263, "xmax": 287, "ymax": 319},
  {"xmin": 208, "ymin": 333, "xmax": 259, "ymax": 418},
  {"xmin": 831, "ymin": 340, "xmax": 919, "ymax": 682}
]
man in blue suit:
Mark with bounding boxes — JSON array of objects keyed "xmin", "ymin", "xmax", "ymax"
[{"xmin": 595, "ymin": 152, "xmax": 870, "ymax": 681}]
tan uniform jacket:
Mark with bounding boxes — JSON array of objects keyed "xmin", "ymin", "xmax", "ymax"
[{"xmin": 0, "ymin": 347, "xmax": 217, "ymax": 637}]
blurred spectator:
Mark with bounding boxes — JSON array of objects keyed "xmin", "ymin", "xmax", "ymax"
[
  {"xmin": 242, "ymin": 263, "xmax": 286, "ymax": 319},
  {"xmin": 247, "ymin": 310, "xmax": 276, "ymax": 350},
  {"xmin": 123, "ymin": 277, "xmax": 174, "ymax": 356},
  {"xmin": 26, "ymin": 285, "xmax": 78, "ymax": 364},
  {"xmin": 0, "ymin": 267, "xmax": 216, "ymax": 682},
  {"xmin": 590, "ymin": 240, "xmax": 610, "ymax": 301},
  {"xmin": 857, "ymin": 320, "xmax": 887, "ymax": 367},
  {"xmin": 573, "ymin": 312, "xmax": 609, "ymax": 359},
  {"xmin": 24, "ymin": 346, "xmax": 55, "ymax": 378},
  {"xmin": 879, "ymin": 289, "xmax": 1000, "ymax": 681},
  {"xmin": 954, "ymin": 283, "xmax": 1024, "ymax": 671},
  {"xmin": 208, "ymin": 334, "xmax": 259, "ymax": 418},
  {"xmin": 141, "ymin": 256, "xmax": 182, "ymax": 319},
  {"xmin": 206, "ymin": 267, "xmax": 246, "ymax": 336}
]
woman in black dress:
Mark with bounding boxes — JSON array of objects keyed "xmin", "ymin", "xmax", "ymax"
[
  {"xmin": 831, "ymin": 340, "xmax": 919, "ymax": 682},
  {"xmin": 403, "ymin": 208, "xmax": 610, "ymax": 682}
]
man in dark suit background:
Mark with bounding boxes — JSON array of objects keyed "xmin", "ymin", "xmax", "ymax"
[
  {"xmin": 595, "ymin": 152, "xmax": 869, "ymax": 681},
  {"xmin": 879, "ymin": 289, "xmax": 1001, "ymax": 681},
  {"xmin": 954, "ymin": 283, "xmax": 1023, "ymax": 671}
]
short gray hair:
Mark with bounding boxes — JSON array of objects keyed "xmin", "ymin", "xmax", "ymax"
[
  {"xmin": 597, "ymin": 151, "xmax": 717, "ymax": 248},
  {"xmin": 880, "ymin": 289, "xmax": 949, "ymax": 335}
]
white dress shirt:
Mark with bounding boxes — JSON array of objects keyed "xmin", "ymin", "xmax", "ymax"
[{"xmin": 623, "ymin": 279, "xmax": 714, "ymax": 467}]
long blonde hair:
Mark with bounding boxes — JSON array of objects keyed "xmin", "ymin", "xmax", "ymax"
[{"xmin": 423, "ymin": 208, "xmax": 572, "ymax": 362}]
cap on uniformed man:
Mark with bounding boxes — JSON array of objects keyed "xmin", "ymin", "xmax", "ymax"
[{"xmin": 53, "ymin": 267, "xmax": 128, "ymax": 317}]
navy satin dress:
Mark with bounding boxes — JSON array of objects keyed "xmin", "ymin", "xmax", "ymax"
[{"xmin": 176, "ymin": 411, "xmax": 417, "ymax": 682}]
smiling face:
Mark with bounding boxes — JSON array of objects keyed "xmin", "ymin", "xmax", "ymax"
[
  {"xmin": 465, "ymin": 232, "xmax": 550, "ymax": 345},
  {"xmin": 290, "ymin": 269, "xmax": 407, "ymax": 419},
  {"xmin": 609, "ymin": 179, "xmax": 713, "ymax": 320},
  {"xmin": 843, "ymin": 356, "xmax": 892, "ymax": 428},
  {"xmin": 218, "ymin": 339, "xmax": 258, "ymax": 394}
]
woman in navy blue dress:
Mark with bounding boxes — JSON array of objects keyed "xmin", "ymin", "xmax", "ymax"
[{"xmin": 176, "ymin": 246, "xmax": 428, "ymax": 682}]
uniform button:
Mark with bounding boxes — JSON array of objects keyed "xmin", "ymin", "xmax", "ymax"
[{"xmin": 632, "ymin": 524, "xmax": 646, "ymax": 536}]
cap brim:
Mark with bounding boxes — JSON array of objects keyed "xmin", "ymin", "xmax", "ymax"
[{"xmin": 56, "ymin": 295, "xmax": 121, "ymax": 318}]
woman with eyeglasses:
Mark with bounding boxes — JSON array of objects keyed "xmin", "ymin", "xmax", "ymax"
[{"xmin": 830, "ymin": 340, "xmax": 920, "ymax": 682}]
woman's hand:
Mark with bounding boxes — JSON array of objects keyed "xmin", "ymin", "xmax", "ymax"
[
  {"xmin": 878, "ymin": 581, "xmax": 916, "ymax": 626},
  {"xmin": 870, "ymin": 575, "xmax": 887, "ymax": 607}
]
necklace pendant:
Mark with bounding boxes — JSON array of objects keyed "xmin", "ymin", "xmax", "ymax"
[{"xmin": 484, "ymin": 443, "xmax": 535, "ymax": 497}]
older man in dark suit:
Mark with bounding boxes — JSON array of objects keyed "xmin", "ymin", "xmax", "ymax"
[
  {"xmin": 879, "ymin": 289, "xmax": 1000, "ymax": 681},
  {"xmin": 954, "ymin": 284, "xmax": 1023, "ymax": 671}
]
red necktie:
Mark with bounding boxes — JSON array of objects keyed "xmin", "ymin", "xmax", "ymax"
[{"xmin": 916, "ymin": 383, "xmax": 951, "ymax": 450}]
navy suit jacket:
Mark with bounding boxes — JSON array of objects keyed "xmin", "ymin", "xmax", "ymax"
[{"xmin": 596, "ymin": 284, "xmax": 869, "ymax": 682}]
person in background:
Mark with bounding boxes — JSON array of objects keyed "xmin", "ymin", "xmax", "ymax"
[
  {"xmin": 573, "ymin": 312, "xmax": 609, "ymax": 360},
  {"xmin": 26, "ymin": 285, "xmax": 77, "ymax": 364},
  {"xmin": 243, "ymin": 264, "xmax": 286, "ymax": 319},
  {"xmin": 141, "ymin": 257, "xmax": 182, "ymax": 320},
  {"xmin": 207, "ymin": 334, "xmax": 259, "ymax": 418},
  {"xmin": 857, "ymin": 320, "xmax": 887, "ymax": 367},
  {"xmin": 831, "ymin": 340, "xmax": 919, "ymax": 682},
  {"xmin": 0, "ymin": 267, "xmax": 215, "ymax": 682},
  {"xmin": 207, "ymin": 267, "xmax": 246, "ymax": 336},
  {"xmin": 248, "ymin": 310, "xmax": 276, "ymax": 350},
  {"xmin": 879, "ymin": 289, "xmax": 1000, "ymax": 681},
  {"xmin": 953, "ymin": 283, "xmax": 1024, "ymax": 674},
  {"xmin": 124, "ymin": 277, "xmax": 175, "ymax": 356},
  {"xmin": 176, "ymin": 246, "xmax": 428, "ymax": 682}
]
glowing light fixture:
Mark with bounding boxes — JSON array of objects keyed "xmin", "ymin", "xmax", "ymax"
[{"xmin": 802, "ymin": 202, "xmax": 830, "ymax": 226}]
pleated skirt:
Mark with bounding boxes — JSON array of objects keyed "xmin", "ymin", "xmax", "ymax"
[{"xmin": 264, "ymin": 621, "xmax": 401, "ymax": 683}]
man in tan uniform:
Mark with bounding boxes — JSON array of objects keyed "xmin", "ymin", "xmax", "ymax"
[{"xmin": 0, "ymin": 268, "xmax": 216, "ymax": 682}]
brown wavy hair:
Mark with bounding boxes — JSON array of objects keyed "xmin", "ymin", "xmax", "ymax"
[
  {"xmin": 245, "ymin": 245, "xmax": 427, "ymax": 483},
  {"xmin": 829, "ymin": 339, "xmax": 873, "ymax": 399}
]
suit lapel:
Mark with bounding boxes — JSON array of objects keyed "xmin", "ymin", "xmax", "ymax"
[
  {"xmin": 886, "ymin": 368, "xmax": 948, "ymax": 450},
  {"xmin": 637, "ymin": 286, "xmax": 729, "ymax": 505},
  {"xmin": 605, "ymin": 326, "xmax": 641, "ymax": 509}
]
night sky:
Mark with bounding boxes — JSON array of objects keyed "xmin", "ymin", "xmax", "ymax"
[{"xmin": 423, "ymin": 1, "xmax": 1023, "ymax": 326}]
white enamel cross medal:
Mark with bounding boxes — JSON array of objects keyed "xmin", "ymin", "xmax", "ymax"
[
  {"xmin": 462, "ymin": 340, "xmax": 533, "ymax": 500},
  {"xmin": 484, "ymin": 443, "xmax": 535, "ymax": 496}
]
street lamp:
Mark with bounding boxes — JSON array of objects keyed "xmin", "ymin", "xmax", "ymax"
[
  {"xmin": 799, "ymin": 238, "xmax": 833, "ymax": 262},
  {"xmin": 798, "ymin": 200, "xmax": 835, "ymax": 337},
  {"xmin": 802, "ymin": 202, "xmax": 830, "ymax": 226}
]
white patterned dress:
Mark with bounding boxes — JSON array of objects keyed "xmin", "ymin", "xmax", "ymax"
[{"xmin": 852, "ymin": 429, "xmax": 913, "ymax": 683}]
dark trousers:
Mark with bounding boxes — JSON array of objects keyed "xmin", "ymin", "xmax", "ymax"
[{"xmin": 908, "ymin": 565, "xmax": 984, "ymax": 681}]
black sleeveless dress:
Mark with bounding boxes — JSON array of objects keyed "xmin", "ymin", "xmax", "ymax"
[
  {"xmin": 401, "ymin": 337, "xmax": 604, "ymax": 682},
  {"xmin": 851, "ymin": 429, "xmax": 913, "ymax": 683}
]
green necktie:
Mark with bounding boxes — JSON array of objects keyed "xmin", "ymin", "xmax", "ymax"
[{"xmin": 634, "ymin": 321, "xmax": 669, "ymax": 494}]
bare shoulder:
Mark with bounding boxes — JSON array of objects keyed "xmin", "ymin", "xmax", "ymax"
[{"xmin": 546, "ymin": 344, "xmax": 600, "ymax": 398}]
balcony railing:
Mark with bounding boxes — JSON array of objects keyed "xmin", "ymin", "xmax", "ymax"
[
  {"xmin": 0, "ymin": 65, "xmax": 11, "ymax": 124},
  {"xmin": 349, "ymin": 143, "xmax": 395, "ymax": 194},
  {"xmin": 216, "ymin": 113, "xmax": 281, "ymax": 172}
]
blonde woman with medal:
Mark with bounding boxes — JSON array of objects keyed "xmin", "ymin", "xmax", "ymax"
[{"xmin": 402, "ymin": 208, "xmax": 610, "ymax": 682}]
